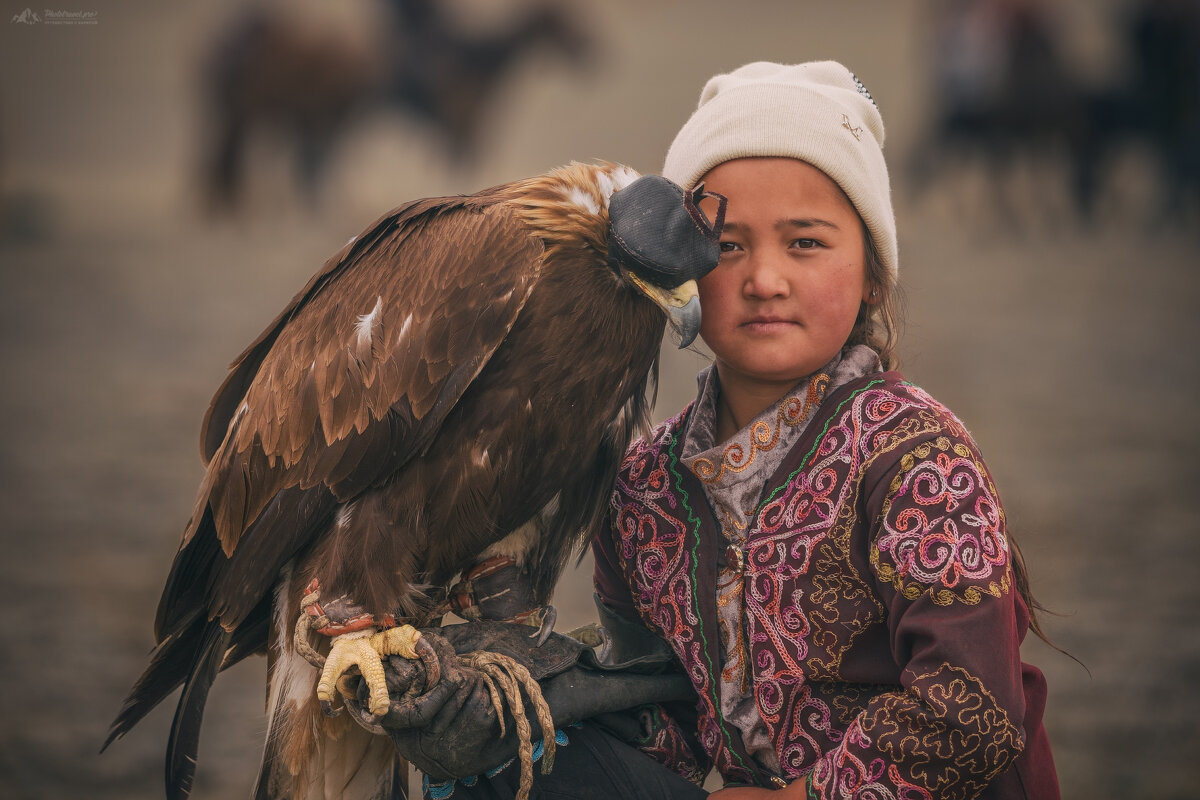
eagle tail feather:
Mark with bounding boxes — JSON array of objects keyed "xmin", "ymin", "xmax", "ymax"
[
  {"xmin": 165, "ymin": 621, "xmax": 231, "ymax": 800},
  {"xmin": 252, "ymin": 682, "xmax": 290, "ymax": 800}
]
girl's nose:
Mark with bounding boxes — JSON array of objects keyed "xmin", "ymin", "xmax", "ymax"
[{"xmin": 742, "ymin": 252, "xmax": 789, "ymax": 299}]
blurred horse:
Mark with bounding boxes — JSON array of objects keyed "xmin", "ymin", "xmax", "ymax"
[
  {"xmin": 199, "ymin": 0, "xmax": 593, "ymax": 213},
  {"xmin": 384, "ymin": 0, "xmax": 592, "ymax": 163}
]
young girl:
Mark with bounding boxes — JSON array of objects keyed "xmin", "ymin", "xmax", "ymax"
[{"xmin": 590, "ymin": 61, "xmax": 1060, "ymax": 799}]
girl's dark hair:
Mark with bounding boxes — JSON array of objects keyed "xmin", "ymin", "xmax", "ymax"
[
  {"xmin": 1008, "ymin": 535, "xmax": 1065, "ymax": 653},
  {"xmin": 846, "ymin": 224, "xmax": 900, "ymax": 370}
]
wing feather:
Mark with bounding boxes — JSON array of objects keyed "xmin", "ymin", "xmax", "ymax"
[
  {"xmin": 198, "ymin": 198, "xmax": 434, "ymax": 465},
  {"xmin": 190, "ymin": 200, "xmax": 543, "ymax": 556}
]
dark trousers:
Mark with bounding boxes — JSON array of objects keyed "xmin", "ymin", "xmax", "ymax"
[{"xmin": 422, "ymin": 722, "xmax": 709, "ymax": 800}]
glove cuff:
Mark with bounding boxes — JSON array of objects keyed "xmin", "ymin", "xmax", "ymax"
[{"xmin": 448, "ymin": 557, "xmax": 544, "ymax": 624}]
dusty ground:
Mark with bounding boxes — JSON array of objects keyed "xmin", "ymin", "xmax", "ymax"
[{"xmin": 1, "ymin": 1, "xmax": 1197, "ymax": 798}]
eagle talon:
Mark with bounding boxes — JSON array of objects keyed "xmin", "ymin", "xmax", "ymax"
[
  {"xmin": 529, "ymin": 605, "xmax": 557, "ymax": 646},
  {"xmin": 415, "ymin": 635, "xmax": 441, "ymax": 687}
]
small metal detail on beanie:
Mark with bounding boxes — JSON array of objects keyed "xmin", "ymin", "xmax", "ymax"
[
  {"xmin": 841, "ymin": 114, "xmax": 864, "ymax": 141},
  {"xmin": 849, "ymin": 72, "xmax": 878, "ymax": 109}
]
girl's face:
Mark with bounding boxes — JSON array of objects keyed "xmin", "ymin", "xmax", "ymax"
[{"xmin": 697, "ymin": 157, "xmax": 872, "ymax": 394}]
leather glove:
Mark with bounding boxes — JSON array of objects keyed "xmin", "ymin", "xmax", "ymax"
[{"xmin": 341, "ymin": 620, "xmax": 695, "ymax": 780}]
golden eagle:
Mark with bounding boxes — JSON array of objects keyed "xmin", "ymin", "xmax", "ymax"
[{"xmin": 104, "ymin": 162, "xmax": 722, "ymax": 799}]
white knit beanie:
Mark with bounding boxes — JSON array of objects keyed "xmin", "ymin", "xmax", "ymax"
[{"xmin": 663, "ymin": 60, "xmax": 897, "ymax": 276}]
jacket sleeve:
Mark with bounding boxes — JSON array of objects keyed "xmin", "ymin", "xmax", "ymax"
[{"xmin": 808, "ymin": 432, "xmax": 1031, "ymax": 800}]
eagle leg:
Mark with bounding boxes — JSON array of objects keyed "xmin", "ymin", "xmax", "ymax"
[{"xmin": 297, "ymin": 580, "xmax": 440, "ymax": 720}]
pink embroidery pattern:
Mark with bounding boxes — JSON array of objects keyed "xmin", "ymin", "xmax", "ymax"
[
  {"xmin": 873, "ymin": 437, "xmax": 1010, "ymax": 604},
  {"xmin": 744, "ymin": 385, "xmax": 935, "ymax": 771}
]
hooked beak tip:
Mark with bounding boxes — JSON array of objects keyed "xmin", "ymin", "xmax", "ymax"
[
  {"xmin": 671, "ymin": 294, "xmax": 701, "ymax": 349},
  {"xmin": 629, "ymin": 274, "xmax": 701, "ymax": 349}
]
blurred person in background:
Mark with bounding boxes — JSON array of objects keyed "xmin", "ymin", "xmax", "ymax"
[
  {"xmin": 1071, "ymin": 0, "xmax": 1200, "ymax": 225},
  {"xmin": 909, "ymin": 0, "xmax": 1076, "ymax": 223}
]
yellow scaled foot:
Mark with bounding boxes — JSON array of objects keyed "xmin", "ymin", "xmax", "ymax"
[{"xmin": 315, "ymin": 625, "xmax": 424, "ymax": 718}]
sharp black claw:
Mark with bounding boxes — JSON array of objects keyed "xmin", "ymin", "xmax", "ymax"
[
  {"xmin": 343, "ymin": 699, "xmax": 388, "ymax": 736},
  {"xmin": 416, "ymin": 635, "xmax": 441, "ymax": 688},
  {"xmin": 531, "ymin": 605, "xmax": 557, "ymax": 645},
  {"xmin": 320, "ymin": 699, "xmax": 340, "ymax": 718}
]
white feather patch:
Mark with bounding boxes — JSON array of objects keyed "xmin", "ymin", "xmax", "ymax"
[
  {"xmin": 593, "ymin": 165, "xmax": 641, "ymax": 210},
  {"xmin": 395, "ymin": 313, "xmax": 413, "ymax": 346},
  {"xmin": 354, "ymin": 296, "xmax": 384, "ymax": 350},
  {"xmin": 610, "ymin": 164, "xmax": 640, "ymax": 190},
  {"xmin": 594, "ymin": 172, "xmax": 615, "ymax": 207},
  {"xmin": 225, "ymin": 401, "xmax": 249, "ymax": 443},
  {"xmin": 267, "ymin": 567, "xmax": 318, "ymax": 723},
  {"xmin": 564, "ymin": 185, "xmax": 600, "ymax": 216}
]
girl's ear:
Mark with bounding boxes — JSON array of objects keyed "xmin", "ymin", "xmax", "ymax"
[{"xmin": 862, "ymin": 283, "xmax": 880, "ymax": 305}]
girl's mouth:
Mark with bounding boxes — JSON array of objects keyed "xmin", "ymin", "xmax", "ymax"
[{"xmin": 741, "ymin": 317, "xmax": 798, "ymax": 333}]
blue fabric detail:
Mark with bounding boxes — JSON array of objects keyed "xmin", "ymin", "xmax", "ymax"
[{"xmin": 421, "ymin": 729, "xmax": 573, "ymax": 797}]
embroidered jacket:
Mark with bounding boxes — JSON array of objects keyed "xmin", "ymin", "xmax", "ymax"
[{"xmin": 593, "ymin": 373, "xmax": 1059, "ymax": 799}]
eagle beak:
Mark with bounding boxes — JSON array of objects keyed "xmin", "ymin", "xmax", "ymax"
[{"xmin": 631, "ymin": 275, "xmax": 701, "ymax": 348}]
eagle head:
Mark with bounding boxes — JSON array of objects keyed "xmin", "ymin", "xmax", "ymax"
[
  {"xmin": 607, "ymin": 174, "xmax": 725, "ymax": 347},
  {"xmin": 512, "ymin": 163, "xmax": 724, "ymax": 349}
]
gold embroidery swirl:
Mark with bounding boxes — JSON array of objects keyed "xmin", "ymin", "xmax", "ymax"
[
  {"xmin": 863, "ymin": 663, "xmax": 1022, "ymax": 797},
  {"xmin": 691, "ymin": 373, "xmax": 829, "ymax": 484}
]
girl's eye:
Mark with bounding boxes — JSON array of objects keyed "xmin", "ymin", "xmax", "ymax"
[
  {"xmin": 719, "ymin": 241, "xmax": 742, "ymax": 253},
  {"xmin": 791, "ymin": 238, "xmax": 819, "ymax": 250}
]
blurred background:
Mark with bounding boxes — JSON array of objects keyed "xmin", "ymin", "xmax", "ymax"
[{"xmin": 1, "ymin": 0, "xmax": 1197, "ymax": 798}]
